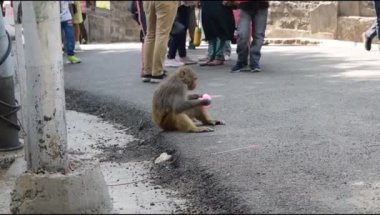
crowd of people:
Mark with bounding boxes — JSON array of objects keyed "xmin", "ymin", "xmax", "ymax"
[
  {"xmin": 59, "ymin": 0, "xmax": 93, "ymax": 64},
  {"xmin": 1, "ymin": 0, "xmax": 379, "ymax": 74},
  {"xmin": 130, "ymin": 0, "xmax": 271, "ymax": 83},
  {"xmin": 129, "ymin": 0, "xmax": 380, "ymax": 84}
]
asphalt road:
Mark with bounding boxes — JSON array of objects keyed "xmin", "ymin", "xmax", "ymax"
[{"xmin": 64, "ymin": 41, "xmax": 380, "ymax": 213}]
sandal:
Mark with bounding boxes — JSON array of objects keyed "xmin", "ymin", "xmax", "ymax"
[
  {"xmin": 199, "ymin": 60, "xmax": 214, "ymax": 66},
  {"xmin": 207, "ymin": 59, "xmax": 224, "ymax": 66}
]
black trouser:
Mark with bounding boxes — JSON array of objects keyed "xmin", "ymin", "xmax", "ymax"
[
  {"xmin": 1, "ymin": 0, "xmax": 4, "ymax": 16},
  {"xmin": 79, "ymin": 13, "xmax": 88, "ymax": 43},
  {"xmin": 167, "ymin": 5, "xmax": 190, "ymax": 59}
]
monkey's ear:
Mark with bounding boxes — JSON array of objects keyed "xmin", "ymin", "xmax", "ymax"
[{"xmin": 180, "ymin": 69, "xmax": 186, "ymax": 77}]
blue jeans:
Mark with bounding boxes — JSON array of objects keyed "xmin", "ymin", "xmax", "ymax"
[
  {"xmin": 167, "ymin": 5, "xmax": 189, "ymax": 59},
  {"xmin": 236, "ymin": 8, "xmax": 268, "ymax": 67},
  {"xmin": 365, "ymin": 0, "xmax": 380, "ymax": 40},
  {"xmin": 208, "ymin": 38, "xmax": 226, "ymax": 61},
  {"xmin": 61, "ymin": 20, "xmax": 75, "ymax": 56},
  {"xmin": 224, "ymin": 40, "xmax": 231, "ymax": 56}
]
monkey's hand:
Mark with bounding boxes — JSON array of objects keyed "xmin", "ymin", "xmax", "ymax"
[
  {"xmin": 188, "ymin": 94, "xmax": 201, "ymax": 100},
  {"xmin": 215, "ymin": 120, "xmax": 225, "ymax": 125},
  {"xmin": 200, "ymin": 99, "xmax": 211, "ymax": 106}
]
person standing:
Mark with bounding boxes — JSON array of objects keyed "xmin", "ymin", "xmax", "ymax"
[
  {"xmin": 199, "ymin": 0, "xmax": 235, "ymax": 66},
  {"xmin": 142, "ymin": 1, "xmax": 177, "ymax": 83},
  {"xmin": 72, "ymin": 0, "xmax": 83, "ymax": 50},
  {"xmin": 60, "ymin": 0, "xmax": 81, "ymax": 64},
  {"xmin": 187, "ymin": 4, "xmax": 197, "ymax": 50},
  {"xmin": 224, "ymin": 40, "xmax": 232, "ymax": 61},
  {"xmin": 230, "ymin": 0, "xmax": 269, "ymax": 73},
  {"xmin": 165, "ymin": 1, "xmax": 197, "ymax": 68},
  {"xmin": 362, "ymin": 0, "xmax": 380, "ymax": 51},
  {"xmin": 79, "ymin": 0, "xmax": 88, "ymax": 44}
]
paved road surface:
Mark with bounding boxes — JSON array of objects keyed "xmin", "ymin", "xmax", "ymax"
[{"xmin": 64, "ymin": 41, "xmax": 380, "ymax": 213}]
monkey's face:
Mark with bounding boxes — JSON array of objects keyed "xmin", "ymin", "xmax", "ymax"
[
  {"xmin": 179, "ymin": 66, "xmax": 198, "ymax": 91},
  {"xmin": 188, "ymin": 76, "xmax": 197, "ymax": 90}
]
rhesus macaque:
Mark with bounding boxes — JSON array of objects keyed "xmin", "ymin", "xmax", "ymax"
[{"xmin": 152, "ymin": 66, "xmax": 224, "ymax": 133}]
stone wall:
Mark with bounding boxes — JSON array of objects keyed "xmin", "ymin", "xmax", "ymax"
[
  {"xmin": 87, "ymin": 2, "xmax": 140, "ymax": 43},
  {"xmin": 267, "ymin": 1, "xmax": 377, "ymax": 42},
  {"xmin": 88, "ymin": 1, "xmax": 378, "ymax": 43}
]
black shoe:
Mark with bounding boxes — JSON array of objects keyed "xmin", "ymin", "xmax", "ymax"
[
  {"xmin": 231, "ymin": 63, "xmax": 250, "ymax": 73},
  {"xmin": 362, "ymin": 33, "xmax": 372, "ymax": 51},
  {"xmin": 250, "ymin": 63, "xmax": 262, "ymax": 73},
  {"xmin": 141, "ymin": 74, "xmax": 152, "ymax": 83},
  {"xmin": 150, "ymin": 72, "xmax": 167, "ymax": 83},
  {"xmin": 188, "ymin": 43, "xmax": 196, "ymax": 50}
]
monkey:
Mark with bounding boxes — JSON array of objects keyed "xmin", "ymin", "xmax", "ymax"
[{"xmin": 152, "ymin": 66, "xmax": 224, "ymax": 133}]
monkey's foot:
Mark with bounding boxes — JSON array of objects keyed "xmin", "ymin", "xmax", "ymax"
[
  {"xmin": 214, "ymin": 120, "xmax": 225, "ymax": 125},
  {"xmin": 203, "ymin": 120, "xmax": 226, "ymax": 126},
  {"xmin": 196, "ymin": 126, "xmax": 214, "ymax": 133}
]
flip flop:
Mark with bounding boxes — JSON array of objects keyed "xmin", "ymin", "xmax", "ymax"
[
  {"xmin": 199, "ymin": 60, "xmax": 213, "ymax": 66},
  {"xmin": 207, "ymin": 59, "xmax": 224, "ymax": 66}
]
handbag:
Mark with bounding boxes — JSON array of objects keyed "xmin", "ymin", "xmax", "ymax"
[
  {"xmin": 170, "ymin": 20, "xmax": 186, "ymax": 36},
  {"xmin": 193, "ymin": 7, "xmax": 201, "ymax": 46}
]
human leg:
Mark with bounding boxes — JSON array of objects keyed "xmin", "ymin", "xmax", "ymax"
[
  {"xmin": 363, "ymin": 0, "xmax": 380, "ymax": 51},
  {"xmin": 207, "ymin": 38, "xmax": 225, "ymax": 66},
  {"xmin": 231, "ymin": 9, "xmax": 251, "ymax": 72},
  {"xmin": 199, "ymin": 38, "xmax": 217, "ymax": 66},
  {"xmin": 167, "ymin": 5, "xmax": 191, "ymax": 65},
  {"xmin": 249, "ymin": 8, "xmax": 268, "ymax": 72},
  {"xmin": 177, "ymin": 5, "xmax": 189, "ymax": 58},
  {"xmin": 142, "ymin": 1, "xmax": 156, "ymax": 78},
  {"xmin": 74, "ymin": 23, "xmax": 81, "ymax": 49},
  {"xmin": 364, "ymin": 21, "xmax": 377, "ymax": 41},
  {"xmin": 224, "ymin": 40, "xmax": 231, "ymax": 60},
  {"xmin": 199, "ymin": 38, "xmax": 216, "ymax": 66},
  {"xmin": 188, "ymin": 6, "xmax": 196, "ymax": 49},
  {"xmin": 177, "ymin": 6, "xmax": 197, "ymax": 64},
  {"xmin": 72, "ymin": 1, "xmax": 83, "ymax": 49},
  {"xmin": 79, "ymin": 13, "xmax": 88, "ymax": 44},
  {"xmin": 151, "ymin": 1, "xmax": 177, "ymax": 81},
  {"xmin": 374, "ymin": 0, "xmax": 380, "ymax": 40},
  {"xmin": 61, "ymin": 20, "xmax": 81, "ymax": 63}
]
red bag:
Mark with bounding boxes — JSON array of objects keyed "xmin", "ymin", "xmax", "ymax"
[{"xmin": 223, "ymin": 0, "xmax": 249, "ymax": 7}]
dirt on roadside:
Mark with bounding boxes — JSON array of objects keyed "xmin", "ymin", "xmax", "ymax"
[{"xmin": 65, "ymin": 89, "xmax": 250, "ymax": 214}]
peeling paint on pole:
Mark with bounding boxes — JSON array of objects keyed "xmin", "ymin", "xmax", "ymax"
[
  {"xmin": 13, "ymin": 0, "xmax": 27, "ymax": 134},
  {"xmin": 22, "ymin": 1, "xmax": 68, "ymax": 172}
]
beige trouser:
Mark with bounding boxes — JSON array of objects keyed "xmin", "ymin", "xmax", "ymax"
[{"xmin": 143, "ymin": 1, "xmax": 177, "ymax": 76}]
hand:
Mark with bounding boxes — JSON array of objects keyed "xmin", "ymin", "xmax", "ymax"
[
  {"xmin": 223, "ymin": 0, "xmax": 235, "ymax": 6},
  {"xmin": 200, "ymin": 99, "xmax": 211, "ymax": 106},
  {"xmin": 222, "ymin": 0, "xmax": 231, "ymax": 6}
]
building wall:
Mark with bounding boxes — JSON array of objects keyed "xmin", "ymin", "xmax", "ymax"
[{"xmin": 88, "ymin": 1, "xmax": 377, "ymax": 43}]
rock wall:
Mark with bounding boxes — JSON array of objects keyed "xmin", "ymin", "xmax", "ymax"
[
  {"xmin": 88, "ymin": 1, "xmax": 378, "ymax": 43},
  {"xmin": 267, "ymin": 1, "xmax": 377, "ymax": 42},
  {"xmin": 87, "ymin": 2, "xmax": 140, "ymax": 43}
]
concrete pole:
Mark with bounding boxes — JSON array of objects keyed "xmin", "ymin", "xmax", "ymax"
[
  {"xmin": 22, "ymin": 1, "xmax": 68, "ymax": 172},
  {"xmin": 0, "ymin": 8, "xmax": 22, "ymax": 151},
  {"xmin": 12, "ymin": 5, "xmax": 111, "ymax": 212},
  {"xmin": 13, "ymin": 0, "xmax": 28, "ymax": 149}
]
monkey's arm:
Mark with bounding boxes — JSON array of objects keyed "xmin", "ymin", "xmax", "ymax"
[
  {"xmin": 187, "ymin": 94, "xmax": 200, "ymax": 100},
  {"xmin": 173, "ymin": 98, "xmax": 210, "ymax": 113}
]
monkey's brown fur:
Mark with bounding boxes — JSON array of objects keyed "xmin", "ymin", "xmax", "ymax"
[{"xmin": 152, "ymin": 66, "xmax": 224, "ymax": 133}]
